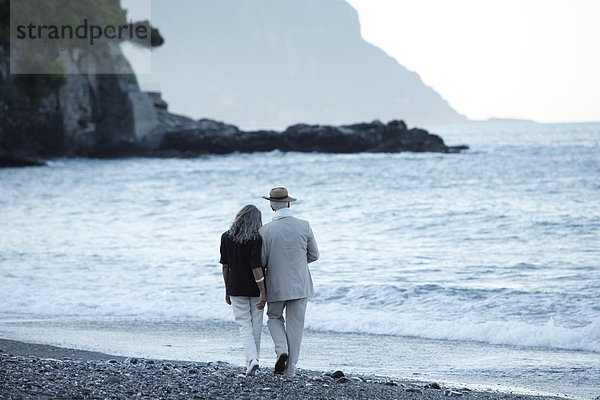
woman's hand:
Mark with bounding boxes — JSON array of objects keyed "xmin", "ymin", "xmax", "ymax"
[
  {"xmin": 256, "ymin": 292, "xmax": 267, "ymax": 310},
  {"xmin": 252, "ymin": 267, "xmax": 266, "ymax": 310},
  {"xmin": 225, "ymin": 294, "xmax": 231, "ymax": 305}
]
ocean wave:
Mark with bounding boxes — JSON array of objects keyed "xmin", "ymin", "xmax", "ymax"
[
  {"xmin": 1, "ymin": 281, "xmax": 598, "ymax": 353},
  {"xmin": 305, "ymin": 303, "xmax": 600, "ymax": 353}
]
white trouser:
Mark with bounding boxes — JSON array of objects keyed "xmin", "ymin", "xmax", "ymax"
[
  {"xmin": 230, "ymin": 296, "xmax": 263, "ymax": 362},
  {"xmin": 267, "ymin": 298, "xmax": 308, "ymax": 377}
]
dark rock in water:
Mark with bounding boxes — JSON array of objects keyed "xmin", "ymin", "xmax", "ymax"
[
  {"xmin": 337, "ymin": 377, "xmax": 350, "ymax": 384},
  {"xmin": 328, "ymin": 370, "xmax": 345, "ymax": 379},
  {"xmin": 159, "ymin": 119, "xmax": 463, "ymax": 155},
  {"xmin": 160, "ymin": 119, "xmax": 279, "ymax": 154},
  {"xmin": 406, "ymin": 387, "xmax": 424, "ymax": 393},
  {"xmin": 0, "ymin": 156, "xmax": 46, "ymax": 168},
  {"xmin": 447, "ymin": 145, "xmax": 470, "ymax": 153}
]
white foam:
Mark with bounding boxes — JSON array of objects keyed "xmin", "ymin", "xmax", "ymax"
[
  {"xmin": 305, "ymin": 302, "xmax": 600, "ymax": 353},
  {"xmin": 1, "ymin": 278, "xmax": 598, "ymax": 353}
]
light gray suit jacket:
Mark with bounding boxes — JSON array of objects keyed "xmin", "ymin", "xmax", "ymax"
[{"xmin": 260, "ymin": 210, "xmax": 319, "ymax": 302}]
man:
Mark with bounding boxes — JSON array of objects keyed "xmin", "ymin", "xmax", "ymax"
[{"xmin": 259, "ymin": 187, "xmax": 319, "ymax": 377}]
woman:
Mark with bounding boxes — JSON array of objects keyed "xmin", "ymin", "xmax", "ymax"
[{"xmin": 219, "ymin": 204, "xmax": 267, "ymax": 376}]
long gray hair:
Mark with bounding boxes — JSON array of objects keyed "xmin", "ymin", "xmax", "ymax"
[{"xmin": 228, "ymin": 204, "xmax": 262, "ymax": 243}]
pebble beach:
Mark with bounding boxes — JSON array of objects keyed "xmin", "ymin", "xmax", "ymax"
[{"xmin": 0, "ymin": 339, "xmax": 574, "ymax": 400}]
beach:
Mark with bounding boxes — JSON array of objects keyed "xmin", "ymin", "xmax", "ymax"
[
  {"xmin": 1, "ymin": 122, "xmax": 598, "ymax": 399},
  {"xmin": 0, "ymin": 338, "xmax": 573, "ymax": 400},
  {"xmin": 2, "ymin": 0, "xmax": 599, "ymax": 397},
  {"xmin": 1, "ymin": 315, "xmax": 597, "ymax": 400}
]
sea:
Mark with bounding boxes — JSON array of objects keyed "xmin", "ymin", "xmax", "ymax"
[{"xmin": 1, "ymin": 121, "xmax": 598, "ymax": 398}]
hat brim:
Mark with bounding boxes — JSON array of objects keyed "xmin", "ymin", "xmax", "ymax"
[{"xmin": 263, "ymin": 196, "xmax": 297, "ymax": 202}]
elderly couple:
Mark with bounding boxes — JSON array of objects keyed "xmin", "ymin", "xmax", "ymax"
[{"xmin": 219, "ymin": 187, "xmax": 319, "ymax": 377}]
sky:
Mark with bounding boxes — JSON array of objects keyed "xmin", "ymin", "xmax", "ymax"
[
  {"xmin": 122, "ymin": 0, "xmax": 600, "ymax": 123},
  {"xmin": 344, "ymin": 0, "xmax": 600, "ymax": 122}
]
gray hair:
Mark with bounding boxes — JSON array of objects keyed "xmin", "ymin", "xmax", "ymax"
[
  {"xmin": 228, "ymin": 205, "xmax": 262, "ymax": 243},
  {"xmin": 270, "ymin": 201, "xmax": 290, "ymax": 211}
]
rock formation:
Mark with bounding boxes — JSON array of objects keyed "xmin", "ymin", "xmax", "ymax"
[
  {"xmin": 0, "ymin": 0, "xmax": 467, "ymax": 167},
  {"xmin": 159, "ymin": 117, "xmax": 466, "ymax": 155},
  {"xmin": 0, "ymin": 45, "xmax": 163, "ymax": 160}
]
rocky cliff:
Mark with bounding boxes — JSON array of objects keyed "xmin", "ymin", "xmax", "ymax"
[
  {"xmin": 0, "ymin": 0, "xmax": 174, "ymax": 165},
  {"xmin": 0, "ymin": 43, "xmax": 163, "ymax": 160}
]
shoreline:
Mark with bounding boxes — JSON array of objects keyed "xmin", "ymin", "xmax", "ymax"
[
  {"xmin": 0, "ymin": 338, "xmax": 574, "ymax": 400},
  {"xmin": 0, "ymin": 314, "xmax": 596, "ymax": 400}
]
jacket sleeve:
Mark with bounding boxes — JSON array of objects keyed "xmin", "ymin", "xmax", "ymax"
[
  {"xmin": 260, "ymin": 229, "xmax": 268, "ymax": 267},
  {"xmin": 306, "ymin": 223, "xmax": 319, "ymax": 263}
]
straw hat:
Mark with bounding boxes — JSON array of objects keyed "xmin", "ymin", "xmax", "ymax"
[{"xmin": 263, "ymin": 187, "xmax": 297, "ymax": 202}]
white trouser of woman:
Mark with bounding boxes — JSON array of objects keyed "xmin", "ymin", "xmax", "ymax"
[{"xmin": 230, "ymin": 296, "xmax": 263, "ymax": 362}]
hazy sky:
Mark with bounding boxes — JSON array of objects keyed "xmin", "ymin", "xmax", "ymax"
[
  {"xmin": 345, "ymin": 0, "xmax": 600, "ymax": 122},
  {"xmin": 123, "ymin": 0, "xmax": 600, "ymax": 123}
]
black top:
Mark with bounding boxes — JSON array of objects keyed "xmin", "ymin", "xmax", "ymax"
[{"xmin": 219, "ymin": 232, "xmax": 263, "ymax": 297}]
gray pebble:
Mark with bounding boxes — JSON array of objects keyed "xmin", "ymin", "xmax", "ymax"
[
  {"xmin": 444, "ymin": 389, "xmax": 464, "ymax": 397},
  {"xmin": 105, "ymin": 376, "xmax": 120, "ymax": 385},
  {"xmin": 329, "ymin": 370, "xmax": 345, "ymax": 379},
  {"xmin": 425, "ymin": 382, "xmax": 442, "ymax": 390},
  {"xmin": 0, "ymin": 352, "xmax": 539, "ymax": 400}
]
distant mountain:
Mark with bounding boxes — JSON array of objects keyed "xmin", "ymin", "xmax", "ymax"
[
  {"xmin": 141, "ymin": 0, "xmax": 466, "ymax": 128},
  {"xmin": 483, "ymin": 117, "xmax": 538, "ymax": 124}
]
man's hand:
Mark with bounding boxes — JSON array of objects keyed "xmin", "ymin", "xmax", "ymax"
[
  {"xmin": 225, "ymin": 294, "xmax": 231, "ymax": 305},
  {"xmin": 257, "ymin": 292, "xmax": 267, "ymax": 310}
]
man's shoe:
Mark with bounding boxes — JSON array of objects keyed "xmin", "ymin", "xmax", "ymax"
[
  {"xmin": 274, "ymin": 353, "xmax": 288, "ymax": 374},
  {"xmin": 246, "ymin": 359, "xmax": 259, "ymax": 376}
]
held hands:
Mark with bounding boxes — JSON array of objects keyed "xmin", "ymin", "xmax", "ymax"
[{"xmin": 256, "ymin": 292, "xmax": 267, "ymax": 310}]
